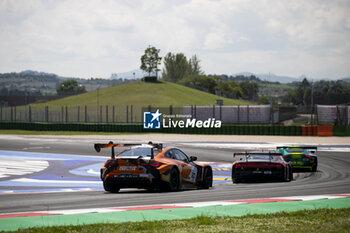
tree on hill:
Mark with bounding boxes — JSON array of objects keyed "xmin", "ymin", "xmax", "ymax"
[
  {"xmin": 162, "ymin": 52, "xmax": 188, "ymax": 82},
  {"xmin": 162, "ymin": 53, "xmax": 203, "ymax": 83},
  {"xmin": 56, "ymin": 80, "xmax": 86, "ymax": 96},
  {"xmin": 216, "ymin": 81, "xmax": 243, "ymax": 98},
  {"xmin": 239, "ymin": 82, "xmax": 258, "ymax": 101},
  {"xmin": 140, "ymin": 46, "xmax": 162, "ymax": 78},
  {"xmin": 180, "ymin": 75, "xmax": 218, "ymax": 94},
  {"xmin": 187, "ymin": 55, "xmax": 203, "ymax": 76}
]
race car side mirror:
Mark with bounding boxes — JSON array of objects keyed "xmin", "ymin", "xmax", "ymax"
[{"xmin": 190, "ymin": 156, "xmax": 197, "ymax": 162}]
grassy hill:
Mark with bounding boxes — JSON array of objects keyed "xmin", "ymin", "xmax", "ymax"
[{"xmin": 32, "ymin": 81, "xmax": 252, "ymax": 107}]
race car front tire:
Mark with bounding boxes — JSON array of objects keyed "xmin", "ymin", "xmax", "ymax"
[{"xmin": 201, "ymin": 167, "xmax": 212, "ymax": 189}]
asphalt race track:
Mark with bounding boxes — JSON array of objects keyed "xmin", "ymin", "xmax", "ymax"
[{"xmin": 0, "ymin": 136, "xmax": 349, "ymax": 214}]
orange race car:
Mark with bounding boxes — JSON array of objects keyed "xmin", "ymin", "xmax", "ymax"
[{"xmin": 95, "ymin": 141, "xmax": 213, "ymax": 193}]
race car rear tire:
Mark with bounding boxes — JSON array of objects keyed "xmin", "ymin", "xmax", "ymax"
[
  {"xmin": 312, "ymin": 160, "xmax": 318, "ymax": 172},
  {"xmin": 231, "ymin": 167, "xmax": 240, "ymax": 183},
  {"xmin": 288, "ymin": 166, "xmax": 293, "ymax": 182},
  {"xmin": 168, "ymin": 168, "xmax": 180, "ymax": 191},
  {"xmin": 103, "ymin": 180, "xmax": 120, "ymax": 193},
  {"xmin": 281, "ymin": 167, "xmax": 287, "ymax": 182},
  {"xmin": 201, "ymin": 167, "xmax": 212, "ymax": 189}
]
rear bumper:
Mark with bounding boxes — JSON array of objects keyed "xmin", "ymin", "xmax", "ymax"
[
  {"xmin": 292, "ymin": 165, "xmax": 313, "ymax": 171},
  {"xmin": 105, "ymin": 174, "xmax": 159, "ymax": 189},
  {"xmin": 234, "ymin": 169, "xmax": 283, "ymax": 179}
]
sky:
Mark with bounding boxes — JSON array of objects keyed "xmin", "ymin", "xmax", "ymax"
[{"xmin": 0, "ymin": 0, "xmax": 349, "ymax": 80}]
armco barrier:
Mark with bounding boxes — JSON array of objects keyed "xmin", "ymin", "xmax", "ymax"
[{"xmin": 0, "ymin": 122, "xmax": 307, "ymax": 136}]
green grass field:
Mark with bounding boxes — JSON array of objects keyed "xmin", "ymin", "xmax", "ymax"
[
  {"xmin": 4, "ymin": 208, "xmax": 350, "ymax": 233},
  {"xmin": 31, "ymin": 81, "xmax": 252, "ymax": 107}
]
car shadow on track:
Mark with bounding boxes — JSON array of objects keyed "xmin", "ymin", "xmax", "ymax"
[{"xmin": 102, "ymin": 187, "xmax": 215, "ymax": 194}]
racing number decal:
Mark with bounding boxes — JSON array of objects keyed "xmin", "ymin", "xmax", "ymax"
[
  {"xmin": 189, "ymin": 166, "xmax": 198, "ymax": 183},
  {"xmin": 180, "ymin": 164, "xmax": 197, "ymax": 183},
  {"xmin": 172, "ymin": 149, "xmax": 198, "ymax": 184}
]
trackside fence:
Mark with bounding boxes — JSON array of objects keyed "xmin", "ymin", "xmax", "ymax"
[
  {"xmin": 0, "ymin": 105, "xmax": 274, "ymax": 124},
  {"xmin": 0, "ymin": 122, "xmax": 348, "ymax": 136}
]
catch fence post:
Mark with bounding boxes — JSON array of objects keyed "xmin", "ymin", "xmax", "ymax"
[
  {"xmin": 61, "ymin": 106, "xmax": 64, "ymax": 122},
  {"xmin": 77, "ymin": 106, "xmax": 80, "ymax": 122},
  {"xmin": 247, "ymin": 105, "xmax": 249, "ymax": 125},
  {"xmin": 106, "ymin": 105, "xmax": 108, "ymax": 123},
  {"xmin": 213, "ymin": 105, "xmax": 215, "ymax": 118},
  {"xmin": 130, "ymin": 105, "xmax": 133, "ymax": 123},
  {"xmin": 126, "ymin": 105, "xmax": 129, "ymax": 123},
  {"xmin": 65, "ymin": 106, "xmax": 68, "ymax": 123},
  {"xmin": 238, "ymin": 105, "xmax": 240, "ymax": 124},
  {"xmin": 84, "ymin": 106, "xmax": 87, "ymax": 123},
  {"xmin": 112, "ymin": 106, "xmax": 115, "ymax": 123},
  {"xmin": 45, "ymin": 106, "xmax": 49, "ymax": 122},
  {"xmin": 29, "ymin": 106, "xmax": 32, "ymax": 122},
  {"xmin": 100, "ymin": 106, "xmax": 102, "ymax": 123}
]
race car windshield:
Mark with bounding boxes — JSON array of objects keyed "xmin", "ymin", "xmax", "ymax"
[
  {"xmin": 117, "ymin": 147, "xmax": 160, "ymax": 157},
  {"xmin": 286, "ymin": 149, "xmax": 305, "ymax": 153},
  {"xmin": 247, "ymin": 155, "xmax": 270, "ymax": 160}
]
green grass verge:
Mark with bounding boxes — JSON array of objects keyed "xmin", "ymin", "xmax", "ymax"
[
  {"xmin": 4, "ymin": 208, "xmax": 350, "ymax": 233},
  {"xmin": 30, "ymin": 81, "xmax": 252, "ymax": 107}
]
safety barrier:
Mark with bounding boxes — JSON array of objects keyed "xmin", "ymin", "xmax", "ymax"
[
  {"xmin": 1, "ymin": 122, "xmax": 348, "ymax": 136},
  {"xmin": 317, "ymin": 125, "xmax": 333, "ymax": 136},
  {"xmin": 301, "ymin": 125, "xmax": 318, "ymax": 136},
  {"xmin": 333, "ymin": 126, "xmax": 350, "ymax": 136}
]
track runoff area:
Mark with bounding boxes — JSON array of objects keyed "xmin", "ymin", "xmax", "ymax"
[{"xmin": 0, "ymin": 138, "xmax": 350, "ymax": 231}]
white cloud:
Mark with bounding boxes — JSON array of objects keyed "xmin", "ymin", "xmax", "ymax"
[{"xmin": 0, "ymin": 0, "xmax": 349, "ymax": 79}]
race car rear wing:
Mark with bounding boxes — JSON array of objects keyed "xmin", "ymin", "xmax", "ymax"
[
  {"xmin": 94, "ymin": 141, "xmax": 163, "ymax": 159},
  {"xmin": 276, "ymin": 146, "xmax": 317, "ymax": 153},
  {"xmin": 276, "ymin": 146, "xmax": 317, "ymax": 150},
  {"xmin": 233, "ymin": 151, "xmax": 283, "ymax": 163},
  {"xmin": 233, "ymin": 152, "xmax": 283, "ymax": 157}
]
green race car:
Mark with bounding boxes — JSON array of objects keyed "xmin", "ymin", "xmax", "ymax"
[{"xmin": 277, "ymin": 146, "xmax": 318, "ymax": 172}]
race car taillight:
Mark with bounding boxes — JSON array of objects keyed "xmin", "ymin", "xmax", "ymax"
[
  {"xmin": 140, "ymin": 161, "xmax": 161, "ymax": 168},
  {"xmin": 303, "ymin": 154, "xmax": 312, "ymax": 158},
  {"xmin": 270, "ymin": 164, "xmax": 282, "ymax": 168},
  {"xmin": 104, "ymin": 161, "xmax": 117, "ymax": 167},
  {"xmin": 235, "ymin": 163, "xmax": 247, "ymax": 167}
]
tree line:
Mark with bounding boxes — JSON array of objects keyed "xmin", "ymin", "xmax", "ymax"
[
  {"xmin": 140, "ymin": 45, "xmax": 350, "ymax": 105},
  {"xmin": 283, "ymin": 78, "xmax": 350, "ymax": 105},
  {"xmin": 140, "ymin": 46, "xmax": 258, "ymax": 101}
]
